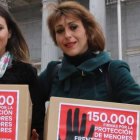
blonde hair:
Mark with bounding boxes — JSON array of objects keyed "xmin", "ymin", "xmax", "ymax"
[{"xmin": 47, "ymin": 1, "xmax": 105, "ymax": 52}]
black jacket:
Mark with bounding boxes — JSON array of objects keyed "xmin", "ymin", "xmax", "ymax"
[{"xmin": 0, "ymin": 60, "xmax": 45, "ymax": 139}]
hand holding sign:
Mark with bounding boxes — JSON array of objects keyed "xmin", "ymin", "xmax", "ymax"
[
  {"xmin": 31, "ymin": 129, "xmax": 39, "ymax": 140},
  {"xmin": 59, "ymin": 108, "xmax": 95, "ymax": 140}
]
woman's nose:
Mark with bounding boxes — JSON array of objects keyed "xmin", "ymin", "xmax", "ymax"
[{"xmin": 64, "ymin": 29, "xmax": 72, "ymax": 38}]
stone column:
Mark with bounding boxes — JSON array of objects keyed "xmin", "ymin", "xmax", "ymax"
[
  {"xmin": 41, "ymin": 0, "xmax": 59, "ymax": 71},
  {"xmin": 89, "ymin": 0, "xmax": 106, "ymax": 36}
]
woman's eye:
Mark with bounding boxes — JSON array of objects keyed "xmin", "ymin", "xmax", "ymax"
[
  {"xmin": 70, "ymin": 24, "xmax": 78, "ymax": 31},
  {"xmin": 56, "ymin": 28, "xmax": 64, "ymax": 34},
  {"xmin": 0, "ymin": 26, "xmax": 3, "ymax": 30}
]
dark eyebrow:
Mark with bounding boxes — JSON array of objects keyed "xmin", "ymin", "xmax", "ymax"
[
  {"xmin": 55, "ymin": 25, "xmax": 62, "ymax": 28},
  {"xmin": 55, "ymin": 19, "xmax": 79, "ymax": 29},
  {"xmin": 55, "ymin": 25, "xmax": 63, "ymax": 30},
  {"xmin": 68, "ymin": 20, "xmax": 79, "ymax": 24}
]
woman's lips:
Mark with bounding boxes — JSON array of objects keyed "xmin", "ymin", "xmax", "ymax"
[{"xmin": 64, "ymin": 42, "xmax": 76, "ymax": 48}]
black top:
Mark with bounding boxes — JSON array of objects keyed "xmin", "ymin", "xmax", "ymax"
[{"xmin": 64, "ymin": 50, "xmax": 96, "ymax": 66}]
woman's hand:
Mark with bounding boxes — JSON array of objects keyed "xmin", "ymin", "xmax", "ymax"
[{"xmin": 31, "ymin": 129, "xmax": 39, "ymax": 140}]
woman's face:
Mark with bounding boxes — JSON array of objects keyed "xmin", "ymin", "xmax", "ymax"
[
  {"xmin": 54, "ymin": 16, "xmax": 88, "ymax": 57},
  {"xmin": 0, "ymin": 16, "xmax": 11, "ymax": 57}
]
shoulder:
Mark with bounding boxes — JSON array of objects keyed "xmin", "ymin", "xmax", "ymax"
[
  {"xmin": 108, "ymin": 60, "xmax": 134, "ymax": 88},
  {"xmin": 108, "ymin": 60, "xmax": 140, "ymax": 103},
  {"xmin": 39, "ymin": 61, "xmax": 61, "ymax": 78},
  {"xmin": 47, "ymin": 61, "xmax": 61, "ymax": 71},
  {"xmin": 109, "ymin": 60, "xmax": 130, "ymax": 72},
  {"xmin": 12, "ymin": 60, "xmax": 37, "ymax": 79},
  {"xmin": 109, "ymin": 59, "xmax": 129, "ymax": 66},
  {"xmin": 13, "ymin": 60, "xmax": 36, "ymax": 71}
]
